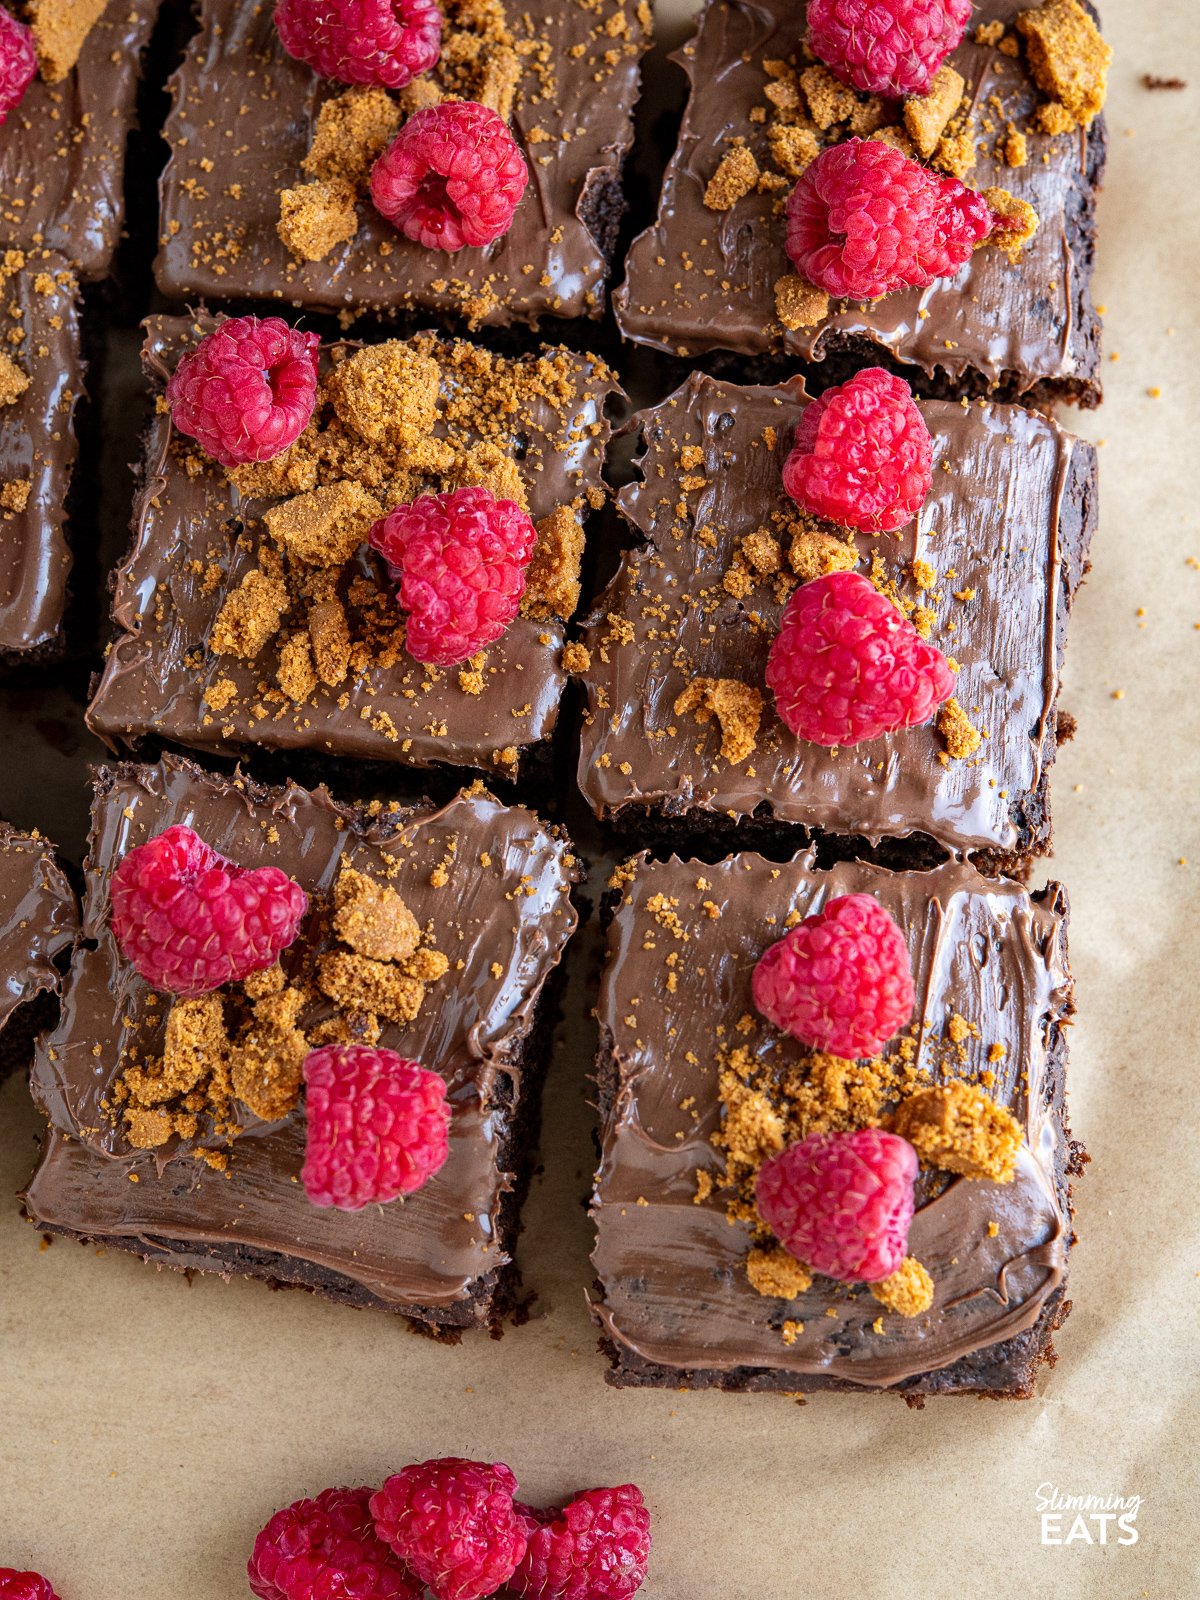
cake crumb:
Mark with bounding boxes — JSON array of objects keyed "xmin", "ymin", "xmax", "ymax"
[{"xmin": 891, "ymin": 1082, "xmax": 1023, "ymax": 1183}]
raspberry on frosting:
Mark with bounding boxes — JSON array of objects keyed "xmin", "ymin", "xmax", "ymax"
[
  {"xmin": 166, "ymin": 315, "xmax": 320, "ymax": 470},
  {"xmin": 370, "ymin": 100, "xmax": 529, "ymax": 251},
  {"xmin": 275, "ymin": 0, "xmax": 442, "ymax": 89},
  {"xmin": 752, "ymin": 893, "xmax": 915, "ymax": 1059},
  {"xmin": 0, "ymin": 6, "xmax": 36, "ymax": 124},
  {"xmin": 370, "ymin": 1458, "xmax": 528, "ymax": 1600},
  {"xmin": 755, "ymin": 1127, "xmax": 919, "ymax": 1283},
  {"xmin": 248, "ymin": 1485, "xmax": 422, "ymax": 1600},
  {"xmin": 0, "ymin": 1572, "xmax": 60, "ymax": 1600},
  {"xmin": 806, "ymin": 0, "xmax": 973, "ymax": 99},
  {"xmin": 370, "ymin": 484, "xmax": 537, "ymax": 666},
  {"xmin": 786, "ymin": 138, "xmax": 994, "ymax": 301},
  {"xmin": 511, "ymin": 1485, "xmax": 652, "ymax": 1600},
  {"xmin": 783, "ymin": 368, "xmax": 932, "ymax": 534},
  {"xmin": 301, "ymin": 1045, "xmax": 450, "ymax": 1211},
  {"xmin": 109, "ymin": 824, "xmax": 309, "ymax": 997},
  {"xmin": 765, "ymin": 570, "xmax": 955, "ymax": 747}
]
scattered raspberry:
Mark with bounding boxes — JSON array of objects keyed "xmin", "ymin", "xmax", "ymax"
[
  {"xmin": 370, "ymin": 100, "xmax": 529, "ymax": 251},
  {"xmin": 370, "ymin": 485, "xmax": 536, "ymax": 666},
  {"xmin": 109, "ymin": 824, "xmax": 309, "ymax": 998},
  {"xmin": 370, "ymin": 1458, "xmax": 528, "ymax": 1600},
  {"xmin": 786, "ymin": 138, "xmax": 993, "ymax": 301},
  {"xmin": 511, "ymin": 1486, "xmax": 651, "ymax": 1600},
  {"xmin": 0, "ymin": 1574, "xmax": 59, "ymax": 1600},
  {"xmin": 166, "ymin": 315, "xmax": 320, "ymax": 470},
  {"xmin": 765, "ymin": 570, "xmax": 954, "ymax": 747},
  {"xmin": 806, "ymin": 0, "xmax": 972, "ymax": 97},
  {"xmin": 752, "ymin": 893, "xmax": 915, "ymax": 1058},
  {"xmin": 301, "ymin": 1045, "xmax": 450, "ymax": 1210},
  {"xmin": 0, "ymin": 7, "xmax": 36, "ymax": 124},
  {"xmin": 275, "ymin": 0, "xmax": 442, "ymax": 89},
  {"xmin": 756, "ymin": 1128, "xmax": 919, "ymax": 1282},
  {"xmin": 249, "ymin": 1486, "xmax": 422, "ymax": 1600},
  {"xmin": 784, "ymin": 369, "xmax": 932, "ymax": 534}
]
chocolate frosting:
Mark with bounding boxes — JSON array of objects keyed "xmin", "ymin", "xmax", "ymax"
[
  {"xmin": 0, "ymin": 1, "xmax": 161, "ymax": 280},
  {"xmin": 579, "ymin": 371, "xmax": 1094, "ymax": 859},
  {"xmin": 25, "ymin": 756, "xmax": 579, "ymax": 1315},
  {"xmin": 154, "ymin": 0, "xmax": 649, "ymax": 326},
  {"xmin": 591, "ymin": 851, "xmax": 1072, "ymax": 1387},
  {"xmin": 86, "ymin": 315, "xmax": 618, "ymax": 777},
  {"xmin": 0, "ymin": 821, "xmax": 77, "ymax": 1038},
  {"xmin": 616, "ymin": 0, "xmax": 1105, "ymax": 401},
  {"xmin": 0, "ymin": 256, "xmax": 81, "ymax": 658}
]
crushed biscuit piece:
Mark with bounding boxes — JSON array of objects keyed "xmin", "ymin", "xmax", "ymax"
[
  {"xmin": 211, "ymin": 570, "xmax": 289, "ymax": 658},
  {"xmin": 27, "ymin": 0, "xmax": 106, "ymax": 83},
  {"xmin": 308, "ymin": 596, "xmax": 352, "ymax": 686},
  {"xmin": 982, "ymin": 187, "xmax": 1040, "ymax": 261},
  {"xmin": 774, "ymin": 275, "xmax": 829, "ymax": 332},
  {"xmin": 869, "ymin": 1256, "xmax": 934, "ymax": 1317},
  {"xmin": 674, "ymin": 677, "xmax": 763, "ymax": 765},
  {"xmin": 767, "ymin": 123, "xmax": 820, "ymax": 178},
  {"xmin": 263, "ymin": 480, "xmax": 383, "ymax": 567},
  {"xmin": 278, "ymin": 180, "xmax": 359, "ymax": 263},
  {"xmin": 303, "ymin": 86, "xmax": 404, "ymax": 189},
  {"xmin": 704, "ymin": 144, "xmax": 760, "ymax": 211},
  {"xmin": 891, "ymin": 1082, "xmax": 1023, "ymax": 1182},
  {"xmin": 746, "ymin": 1246, "xmax": 813, "ymax": 1300},
  {"xmin": 937, "ymin": 696, "xmax": 982, "ymax": 759},
  {"xmin": 325, "ymin": 343, "xmax": 441, "ymax": 448},
  {"xmin": 333, "ymin": 865, "xmax": 421, "ymax": 963},
  {"xmin": 788, "ymin": 519, "xmax": 858, "ymax": 581},
  {"xmin": 277, "ymin": 632, "xmax": 317, "ymax": 702},
  {"xmin": 904, "ymin": 64, "xmax": 965, "ymax": 158},
  {"xmin": 522, "ymin": 505, "xmax": 583, "ymax": 620},
  {"xmin": 0, "ymin": 351, "xmax": 28, "ymax": 406},
  {"xmin": 1016, "ymin": 0, "xmax": 1111, "ymax": 128},
  {"xmin": 0, "ymin": 479, "xmax": 31, "ymax": 514},
  {"xmin": 562, "ymin": 640, "xmax": 590, "ymax": 674},
  {"xmin": 799, "ymin": 63, "xmax": 859, "ymax": 129}
]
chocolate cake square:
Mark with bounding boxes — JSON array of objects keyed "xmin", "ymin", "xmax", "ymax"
[
  {"xmin": 591, "ymin": 848, "xmax": 1081, "ymax": 1399},
  {"xmin": 24, "ymin": 755, "xmax": 580, "ymax": 1331},
  {"xmin": 0, "ymin": 1, "xmax": 162, "ymax": 281},
  {"xmin": 154, "ymin": 0, "xmax": 650, "ymax": 327},
  {"xmin": 0, "ymin": 250, "xmax": 82, "ymax": 661},
  {"xmin": 0, "ymin": 819, "xmax": 76, "ymax": 1086},
  {"xmin": 577, "ymin": 371, "xmax": 1096, "ymax": 872},
  {"xmin": 616, "ymin": 0, "xmax": 1107, "ymax": 406},
  {"xmin": 86, "ymin": 314, "xmax": 618, "ymax": 782}
]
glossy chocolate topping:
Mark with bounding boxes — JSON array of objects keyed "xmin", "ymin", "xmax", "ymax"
[
  {"xmin": 579, "ymin": 371, "xmax": 1095, "ymax": 859},
  {"xmin": 154, "ymin": 0, "xmax": 649, "ymax": 325},
  {"xmin": 86, "ymin": 316, "xmax": 618, "ymax": 777},
  {"xmin": 591, "ymin": 851, "xmax": 1072, "ymax": 1387},
  {"xmin": 25, "ymin": 756, "xmax": 579, "ymax": 1316},
  {"xmin": 0, "ymin": 821, "xmax": 76, "ymax": 1038},
  {"xmin": 616, "ymin": 0, "xmax": 1105, "ymax": 401},
  {"xmin": 0, "ymin": 2, "xmax": 161, "ymax": 280},
  {"xmin": 0, "ymin": 255, "xmax": 81, "ymax": 659}
]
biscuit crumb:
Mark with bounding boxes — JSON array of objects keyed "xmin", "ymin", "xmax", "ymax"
[
  {"xmin": 27, "ymin": 0, "xmax": 106, "ymax": 83},
  {"xmin": 303, "ymin": 86, "xmax": 405, "ymax": 189},
  {"xmin": 674, "ymin": 677, "xmax": 763, "ymax": 765},
  {"xmin": 278, "ymin": 180, "xmax": 359, "ymax": 263},
  {"xmin": 522, "ymin": 505, "xmax": 584, "ymax": 620},
  {"xmin": 937, "ymin": 696, "xmax": 982, "ymax": 759},
  {"xmin": 788, "ymin": 519, "xmax": 858, "ymax": 581},
  {"xmin": 982, "ymin": 187, "xmax": 1040, "ymax": 262},
  {"xmin": 263, "ymin": 480, "xmax": 383, "ymax": 567},
  {"xmin": 1016, "ymin": 0, "xmax": 1111, "ymax": 128},
  {"xmin": 704, "ymin": 144, "xmax": 760, "ymax": 211},
  {"xmin": 869, "ymin": 1256, "xmax": 934, "ymax": 1317},
  {"xmin": 903, "ymin": 65, "xmax": 965, "ymax": 158},
  {"xmin": 0, "ymin": 351, "xmax": 29, "ymax": 406},
  {"xmin": 333, "ymin": 866, "xmax": 421, "ymax": 963},
  {"xmin": 891, "ymin": 1082, "xmax": 1023, "ymax": 1182},
  {"xmin": 774, "ymin": 275, "xmax": 829, "ymax": 332},
  {"xmin": 211, "ymin": 570, "xmax": 289, "ymax": 658},
  {"xmin": 562, "ymin": 640, "xmax": 591, "ymax": 674},
  {"xmin": 746, "ymin": 1246, "xmax": 813, "ymax": 1300},
  {"xmin": 767, "ymin": 124, "xmax": 820, "ymax": 178}
]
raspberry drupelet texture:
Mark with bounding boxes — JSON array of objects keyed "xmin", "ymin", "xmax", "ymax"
[
  {"xmin": 0, "ymin": 6, "xmax": 36, "ymax": 124},
  {"xmin": 109, "ymin": 824, "xmax": 309, "ymax": 998},
  {"xmin": 0, "ymin": 1574, "xmax": 60, "ymax": 1600},
  {"xmin": 275, "ymin": 0, "xmax": 442, "ymax": 89},
  {"xmin": 370, "ymin": 100, "xmax": 529, "ymax": 251},
  {"xmin": 370, "ymin": 1458, "xmax": 528, "ymax": 1600},
  {"xmin": 511, "ymin": 1486, "xmax": 652, "ymax": 1600},
  {"xmin": 166, "ymin": 315, "xmax": 320, "ymax": 470},
  {"xmin": 370, "ymin": 485, "xmax": 537, "ymax": 666},
  {"xmin": 806, "ymin": 0, "xmax": 973, "ymax": 98},
  {"xmin": 249, "ymin": 1486, "xmax": 422, "ymax": 1600},
  {"xmin": 765, "ymin": 570, "xmax": 954, "ymax": 747},
  {"xmin": 784, "ymin": 369, "xmax": 932, "ymax": 534},
  {"xmin": 756, "ymin": 1128, "xmax": 919, "ymax": 1283},
  {"xmin": 301, "ymin": 1045, "xmax": 450, "ymax": 1211},
  {"xmin": 752, "ymin": 893, "xmax": 915, "ymax": 1059},
  {"xmin": 786, "ymin": 138, "xmax": 994, "ymax": 301}
]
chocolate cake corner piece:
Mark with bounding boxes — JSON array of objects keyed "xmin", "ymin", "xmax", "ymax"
[
  {"xmin": 154, "ymin": 0, "xmax": 651, "ymax": 326},
  {"xmin": 24, "ymin": 754, "xmax": 580, "ymax": 1331},
  {"xmin": 616, "ymin": 0, "xmax": 1106, "ymax": 406},
  {"xmin": 86, "ymin": 315, "xmax": 619, "ymax": 781},
  {"xmin": 577, "ymin": 370, "xmax": 1096, "ymax": 870},
  {"xmin": 0, "ymin": 252, "xmax": 83, "ymax": 663},
  {"xmin": 0, "ymin": 2, "xmax": 162, "ymax": 281},
  {"xmin": 589, "ymin": 851, "xmax": 1078, "ymax": 1398},
  {"xmin": 0, "ymin": 820, "xmax": 78, "ymax": 1087}
]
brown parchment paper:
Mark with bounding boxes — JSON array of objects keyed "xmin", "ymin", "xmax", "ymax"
[{"xmin": 0, "ymin": 2, "xmax": 1197, "ymax": 1595}]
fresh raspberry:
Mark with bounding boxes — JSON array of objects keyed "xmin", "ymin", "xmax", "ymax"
[
  {"xmin": 0, "ymin": 1573, "xmax": 59, "ymax": 1600},
  {"xmin": 756, "ymin": 1128, "xmax": 918, "ymax": 1282},
  {"xmin": 249, "ymin": 1486, "xmax": 422, "ymax": 1600},
  {"xmin": 765, "ymin": 570, "xmax": 954, "ymax": 747},
  {"xmin": 109, "ymin": 824, "xmax": 309, "ymax": 998},
  {"xmin": 806, "ymin": 0, "xmax": 972, "ymax": 98},
  {"xmin": 275, "ymin": 0, "xmax": 441, "ymax": 89},
  {"xmin": 0, "ymin": 7, "xmax": 36, "ymax": 124},
  {"xmin": 784, "ymin": 369, "xmax": 932, "ymax": 534},
  {"xmin": 786, "ymin": 138, "xmax": 993, "ymax": 301},
  {"xmin": 301, "ymin": 1045, "xmax": 450, "ymax": 1210},
  {"xmin": 370, "ymin": 100, "xmax": 529, "ymax": 251},
  {"xmin": 370, "ymin": 485, "xmax": 536, "ymax": 666},
  {"xmin": 752, "ymin": 893, "xmax": 915, "ymax": 1058},
  {"xmin": 370, "ymin": 1458, "xmax": 527, "ymax": 1600},
  {"xmin": 166, "ymin": 315, "xmax": 320, "ymax": 470},
  {"xmin": 511, "ymin": 1486, "xmax": 651, "ymax": 1600}
]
